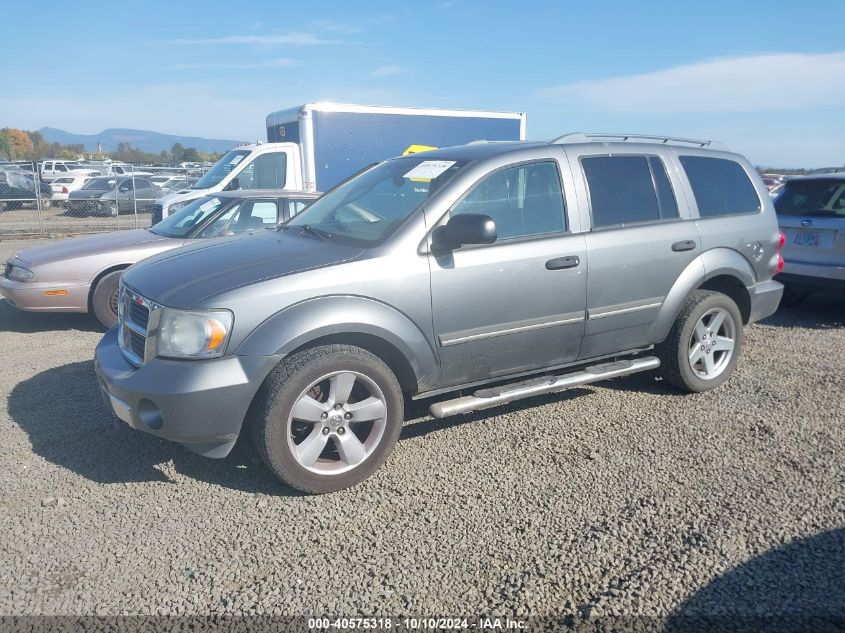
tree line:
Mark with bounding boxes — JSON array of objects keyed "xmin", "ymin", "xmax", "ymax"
[{"xmin": 0, "ymin": 128, "xmax": 223, "ymax": 165}]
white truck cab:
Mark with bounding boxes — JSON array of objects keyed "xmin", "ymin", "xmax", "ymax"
[
  {"xmin": 40, "ymin": 160, "xmax": 100, "ymax": 181},
  {"xmin": 155, "ymin": 142, "xmax": 301, "ymax": 220}
]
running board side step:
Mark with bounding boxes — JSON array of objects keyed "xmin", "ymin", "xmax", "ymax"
[{"xmin": 428, "ymin": 356, "xmax": 660, "ymax": 418}]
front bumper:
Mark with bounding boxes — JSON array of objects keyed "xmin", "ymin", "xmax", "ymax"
[
  {"xmin": 94, "ymin": 326, "xmax": 281, "ymax": 458},
  {"xmin": 747, "ymin": 279, "xmax": 784, "ymax": 323},
  {"xmin": 0, "ymin": 276, "xmax": 89, "ymax": 312}
]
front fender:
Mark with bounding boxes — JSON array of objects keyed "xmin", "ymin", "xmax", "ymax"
[
  {"xmin": 235, "ymin": 295, "xmax": 439, "ymax": 392},
  {"xmin": 648, "ymin": 248, "xmax": 756, "ymax": 344}
]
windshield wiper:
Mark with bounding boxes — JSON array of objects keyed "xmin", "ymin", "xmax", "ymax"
[{"xmin": 278, "ymin": 224, "xmax": 333, "ymax": 241}]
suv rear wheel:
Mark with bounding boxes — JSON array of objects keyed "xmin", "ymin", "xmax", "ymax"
[
  {"xmin": 250, "ymin": 344, "xmax": 404, "ymax": 493},
  {"xmin": 656, "ymin": 290, "xmax": 743, "ymax": 392}
]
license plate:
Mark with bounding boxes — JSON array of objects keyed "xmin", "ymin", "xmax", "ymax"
[{"xmin": 793, "ymin": 230, "xmax": 822, "ymax": 247}]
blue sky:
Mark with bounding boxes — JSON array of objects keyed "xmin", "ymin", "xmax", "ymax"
[{"xmin": 1, "ymin": 0, "xmax": 844, "ymax": 167}]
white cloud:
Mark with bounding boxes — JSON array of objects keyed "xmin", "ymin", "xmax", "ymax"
[
  {"xmin": 310, "ymin": 20, "xmax": 364, "ymax": 34},
  {"xmin": 540, "ymin": 51, "xmax": 845, "ymax": 113},
  {"xmin": 172, "ymin": 32, "xmax": 340, "ymax": 45},
  {"xmin": 167, "ymin": 58, "xmax": 298, "ymax": 70},
  {"xmin": 370, "ymin": 64, "xmax": 403, "ymax": 78}
]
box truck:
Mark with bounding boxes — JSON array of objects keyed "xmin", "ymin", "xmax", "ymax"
[{"xmin": 153, "ymin": 102, "xmax": 526, "ymax": 220}]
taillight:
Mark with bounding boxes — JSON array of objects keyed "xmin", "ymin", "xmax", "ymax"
[
  {"xmin": 61, "ymin": 187, "xmax": 69, "ymax": 194},
  {"xmin": 776, "ymin": 230, "xmax": 785, "ymax": 274}
]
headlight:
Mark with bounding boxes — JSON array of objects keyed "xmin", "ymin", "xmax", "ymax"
[
  {"xmin": 6, "ymin": 264, "xmax": 36, "ymax": 282},
  {"xmin": 156, "ymin": 307, "xmax": 233, "ymax": 359},
  {"xmin": 167, "ymin": 200, "xmax": 191, "ymax": 215}
]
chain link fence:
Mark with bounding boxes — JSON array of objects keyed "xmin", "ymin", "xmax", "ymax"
[{"xmin": 0, "ymin": 161, "xmax": 211, "ymax": 237}]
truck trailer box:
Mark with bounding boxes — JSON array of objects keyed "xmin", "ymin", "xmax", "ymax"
[{"xmin": 265, "ymin": 102, "xmax": 527, "ymax": 192}]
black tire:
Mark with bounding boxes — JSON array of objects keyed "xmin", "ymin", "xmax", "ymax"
[
  {"xmin": 250, "ymin": 344, "xmax": 404, "ymax": 494},
  {"xmin": 91, "ymin": 270, "xmax": 123, "ymax": 329},
  {"xmin": 655, "ymin": 290, "xmax": 744, "ymax": 393}
]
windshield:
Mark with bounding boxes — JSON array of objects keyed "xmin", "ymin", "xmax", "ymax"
[
  {"xmin": 81, "ymin": 177, "xmax": 117, "ymax": 190},
  {"xmin": 286, "ymin": 157, "xmax": 467, "ymax": 246},
  {"xmin": 149, "ymin": 196, "xmax": 226, "ymax": 238},
  {"xmin": 775, "ymin": 179, "xmax": 845, "ymax": 218},
  {"xmin": 192, "ymin": 149, "xmax": 250, "ymax": 189}
]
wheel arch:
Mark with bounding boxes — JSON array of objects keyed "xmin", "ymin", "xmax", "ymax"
[
  {"xmin": 236, "ymin": 295, "xmax": 439, "ymax": 395},
  {"xmin": 650, "ymin": 248, "xmax": 755, "ymax": 343},
  {"xmin": 87, "ymin": 263, "xmax": 132, "ymax": 312}
]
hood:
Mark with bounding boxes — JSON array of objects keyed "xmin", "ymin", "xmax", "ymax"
[
  {"xmin": 123, "ymin": 230, "xmax": 366, "ymax": 308},
  {"xmin": 69, "ymin": 188, "xmax": 110, "ymax": 200},
  {"xmin": 14, "ymin": 229, "xmax": 171, "ymax": 267}
]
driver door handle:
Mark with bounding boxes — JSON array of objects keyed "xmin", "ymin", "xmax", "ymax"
[
  {"xmin": 546, "ymin": 255, "xmax": 580, "ymax": 270},
  {"xmin": 672, "ymin": 240, "xmax": 697, "ymax": 252}
]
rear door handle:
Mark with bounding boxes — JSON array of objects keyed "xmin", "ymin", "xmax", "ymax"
[
  {"xmin": 546, "ymin": 255, "xmax": 580, "ymax": 270},
  {"xmin": 671, "ymin": 240, "xmax": 697, "ymax": 252}
]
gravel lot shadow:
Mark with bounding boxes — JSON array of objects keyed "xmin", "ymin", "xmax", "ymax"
[
  {"xmin": 762, "ymin": 295, "xmax": 844, "ymax": 330},
  {"xmin": 8, "ymin": 360, "xmax": 292, "ymax": 496},
  {"xmin": 0, "ymin": 298, "xmax": 102, "ymax": 333},
  {"xmin": 666, "ymin": 528, "xmax": 845, "ymax": 631}
]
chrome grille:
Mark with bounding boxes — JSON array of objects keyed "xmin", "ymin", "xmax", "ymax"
[
  {"xmin": 129, "ymin": 301, "xmax": 149, "ymax": 330},
  {"xmin": 151, "ymin": 204, "xmax": 163, "ymax": 224},
  {"xmin": 118, "ymin": 286, "xmax": 157, "ymax": 366}
]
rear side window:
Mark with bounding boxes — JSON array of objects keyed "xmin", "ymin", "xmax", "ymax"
[
  {"xmin": 680, "ymin": 156, "xmax": 760, "ymax": 217},
  {"xmin": 582, "ymin": 155, "xmax": 678, "ymax": 228}
]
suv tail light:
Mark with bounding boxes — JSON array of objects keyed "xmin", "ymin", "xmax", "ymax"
[
  {"xmin": 61, "ymin": 187, "xmax": 69, "ymax": 194},
  {"xmin": 776, "ymin": 230, "xmax": 785, "ymax": 274}
]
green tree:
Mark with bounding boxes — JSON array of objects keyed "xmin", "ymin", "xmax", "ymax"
[
  {"xmin": 181, "ymin": 147, "xmax": 201, "ymax": 162},
  {"xmin": 170, "ymin": 142, "xmax": 185, "ymax": 162}
]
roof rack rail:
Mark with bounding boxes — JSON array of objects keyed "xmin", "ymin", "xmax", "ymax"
[{"xmin": 550, "ymin": 133, "xmax": 727, "ymax": 150}]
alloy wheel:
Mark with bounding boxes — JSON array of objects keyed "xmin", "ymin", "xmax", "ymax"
[
  {"xmin": 286, "ymin": 371, "xmax": 388, "ymax": 475},
  {"xmin": 688, "ymin": 307, "xmax": 737, "ymax": 380}
]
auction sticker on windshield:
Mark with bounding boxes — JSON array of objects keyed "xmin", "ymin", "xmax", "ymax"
[{"xmin": 403, "ymin": 161, "xmax": 456, "ymax": 181}]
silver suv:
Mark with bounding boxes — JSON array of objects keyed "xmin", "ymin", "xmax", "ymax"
[
  {"xmin": 774, "ymin": 173, "xmax": 845, "ymax": 302},
  {"xmin": 95, "ymin": 133, "xmax": 784, "ymax": 493}
]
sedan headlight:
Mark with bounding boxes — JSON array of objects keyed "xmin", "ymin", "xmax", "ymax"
[
  {"xmin": 6, "ymin": 264, "xmax": 36, "ymax": 282},
  {"xmin": 157, "ymin": 307, "xmax": 233, "ymax": 359}
]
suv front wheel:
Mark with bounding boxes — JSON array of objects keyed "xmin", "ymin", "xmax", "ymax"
[
  {"xmin": 656, "ymin": 290, "xmax": 744, "ymax": 393},
  {"xmin": 250, "ymin": 344, "xmax": 404, "ymax": 493}
]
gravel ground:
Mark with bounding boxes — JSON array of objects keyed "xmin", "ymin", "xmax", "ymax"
[{"xmin": 0, "ymin": 237, "xmax": 843, "ymax": 624}]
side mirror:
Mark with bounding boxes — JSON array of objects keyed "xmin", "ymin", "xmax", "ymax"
[
  {"xmin": 432, "ymin": 213, "xmax": 497, "ymax": 252},
  {"xmin": 225, "ymin": 177, "xmax": 240, "ymax": 191}
]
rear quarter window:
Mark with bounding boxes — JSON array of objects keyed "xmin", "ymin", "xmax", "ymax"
[{"xmin": 680, "ymin": 156, "xmax": 760, "ymax": 217}]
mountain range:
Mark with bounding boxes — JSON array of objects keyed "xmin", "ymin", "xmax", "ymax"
[{"xmin": 39, "ymin": 127, "xmax": 244, "ymax": 154}]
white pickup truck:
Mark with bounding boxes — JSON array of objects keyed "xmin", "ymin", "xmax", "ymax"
[
  {"xmin": 153, "ymin": 102, "xmax": 527, "ymax": 221},
  {"xmin": 39, "ymin": 160, "xmax": 100, "ymax": 182}
]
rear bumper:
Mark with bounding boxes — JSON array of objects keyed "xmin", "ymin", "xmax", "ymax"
[
  {"xmin": 747, "ymin": 279, "xmax": 784, "ymax": 323},
  {"xmin": 0, "ymin": 276, "xmax": 89, "ymax": 312},
  {"xmin": 94, "ymin": 326, "xmax": 281, "ymax": 457},
  {"xmin": 780, "ymin": 259, "xmax": 845, "ymax": 285}
]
